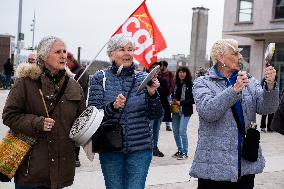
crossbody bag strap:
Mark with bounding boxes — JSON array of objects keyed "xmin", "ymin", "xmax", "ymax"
[
  {"xmin": 231, "ymin": 107, "xmax": 246, "ymax": 139},
  {"xmin": 49, "ymin": 76, "xmax": 69, "ymax": 116},
  {"xmin": 37, "ymin": 75, "xmax": 69, "ymax": 117},
  {"xmin": 117, "ymin": 75, "xmax": 137, "ymax": 121}
]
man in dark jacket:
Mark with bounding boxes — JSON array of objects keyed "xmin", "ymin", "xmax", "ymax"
[
  {"xmin": 159, "ymin": 60, "xmax": 173, "ymax": 131},
  {"xmin": 147, "ymin": 62, "xmax": 169, "ymax": 157},
  {"xmin": 3, "ymin": 58, "xmax": 14, "ymax": 89}
]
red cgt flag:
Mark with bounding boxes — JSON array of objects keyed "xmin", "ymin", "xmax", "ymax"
[{"xmin": 113, "ymin": 0, "xmax": 167, "ymax": 70}]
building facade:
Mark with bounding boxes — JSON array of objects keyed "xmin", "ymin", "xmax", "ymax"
[
  {"xmin": 0, "ymin": 34, "xmax": 15, "ymax": 73},
  {"xmin": 223, "ymin": 0, "xmax": 284, "ymax": 91}
]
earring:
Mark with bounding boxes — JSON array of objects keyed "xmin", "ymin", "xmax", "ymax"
[{"xmin": 222, "ymin": 64, "xmax": 226, "ymax": 68}]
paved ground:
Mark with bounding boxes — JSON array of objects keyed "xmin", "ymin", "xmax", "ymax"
[{"xmin": 0, "ymin": 89, "xmax": 284, "ymax": 189}]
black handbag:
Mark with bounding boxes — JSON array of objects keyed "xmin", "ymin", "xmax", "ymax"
[
  {"xmin": 241, "ymin": 126, "xmax": 260, "ymax": 162},
  {"xmin": 231, "ymin": 107, "xmax": 260, "ymax": 162},
  {"xmin": 92, "ymin": 75, "xmax": 136, "ymax": 153},
  {"xmin": 92, "ymin": 120, "xmax": 123, "ymax": 153}
]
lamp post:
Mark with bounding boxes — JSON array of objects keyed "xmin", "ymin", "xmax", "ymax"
[
  {"xmin": 16, "ymin": 0, "xmax": 23, "ymax": 64},
  {"xmin": 77, "ymin": 47, "xmax": 81, "ymax": 63},
  {"xmin": 30, "ymin": 10, "xmax": 36, "ymax": 50}
]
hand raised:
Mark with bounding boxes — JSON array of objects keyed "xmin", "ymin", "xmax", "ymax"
[
  {"xmin": 113, "ymin": 93, "xmax": 126, "ymax": 109},
  {"xmin": 232, "ymin": 71, "xmax": 249, "ymax": 93},
  {"xmin": 147, "ymin": 78, "xmax": 160, "ymax": 96}
]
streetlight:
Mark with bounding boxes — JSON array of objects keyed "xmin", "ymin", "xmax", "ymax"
[
  {"xmin": 30, "ymin": 10, "xmax": 36, "ymax": 50},
  {"xmin": 16, "ymin": 0, "xmax": 23, "ymax": 65}
]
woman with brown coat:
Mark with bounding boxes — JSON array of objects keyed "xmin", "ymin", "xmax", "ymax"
[{"xmin": 2, "ymin": 36, "xmax": 86, "ymax": 189}]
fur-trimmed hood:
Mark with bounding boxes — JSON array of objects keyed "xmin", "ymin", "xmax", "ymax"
[{"xmin": 15, "ymin": 63, "xmax": 42, "ymax": 80}]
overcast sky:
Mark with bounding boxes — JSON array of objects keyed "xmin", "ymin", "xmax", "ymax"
[{"xmin": 0, "ymin": 0, "xmax": 225, "ymax": 61}]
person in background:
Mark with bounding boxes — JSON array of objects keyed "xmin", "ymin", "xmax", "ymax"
[
  {"xmin": 28, "ymin": 53, "xmax": 37, "ymax": 64},
  {"xmin": 190, "ymin": 39, "xmax": 279, "ymax": 189},
  {"xmin": 260, "ymin": 78, "xmax": 275, "ymax": 132},
  {"xmin": 171, "ymin": 66, "xmax": 194, "ymax": 160},
  {"xmin": 147, "ymin": 62, "xmax": 169, "ymax": 157},
  {"xmin": 88, "ymin": 33, "xmax": 163, "ymax": 189},
  {"xmin": 159, "ymin": 60, "xmax": 174, "ymax": 131},
  {"xmin": 260, "ymin": 113, "xmax": 274, "ymax": 132},
  {"xmin": 2, "ymin": 36, "xmax": 86, "ymax": 189},
  {"xmin": 3, "ymin": 58, "xmax": 14, "ymax": 90},
  {"xmin": 271, "ymin": 89, "xmax": 284, "ymax": 135},
  {"xmin": 65, "ymin": 51, "xmax": 89, "ymax": 167}
]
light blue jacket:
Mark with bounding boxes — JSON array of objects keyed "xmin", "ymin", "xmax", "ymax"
[{"xmin": 189, "ymin": 68, "xmax": 279, "ymax": 182}]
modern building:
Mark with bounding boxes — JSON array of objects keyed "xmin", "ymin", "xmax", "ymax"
[
  {"xmin": 223, "ymin": 0, "xmax": 284, "ymax": 91},
  {"xmin": 0, "ymin": 34, "xmax": 15, "ymax": 73}
]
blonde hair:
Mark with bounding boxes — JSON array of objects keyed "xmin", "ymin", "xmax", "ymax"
[{"xmin": 210, "ymin": 39, "xmax": 239, "ymax": 65}]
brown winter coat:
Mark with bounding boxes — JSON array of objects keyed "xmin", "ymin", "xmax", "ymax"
[{"xmin": 2, "ymin": 63, "xmax": 86, "ymax": 189}]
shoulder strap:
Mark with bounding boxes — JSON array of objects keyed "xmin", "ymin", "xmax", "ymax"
[
  {"xmin": 231, "ymin": 107, "xmax": 246, "ymax": 138},
  {"xmin": 117, "ymin": 75, "xmax": 136, "ymax": 121},
  {"xmin": 101, "ymin": 70, "xmax": 106, "ymax": 91},
  {"xmin": 49, "ymin": 76, "xmax": 69, "ymax": 116},
  {"xmin": 38, "ymin": 76, "xmax": 69, "ymax": 116}
]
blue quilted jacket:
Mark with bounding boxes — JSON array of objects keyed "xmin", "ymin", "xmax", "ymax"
[{"xmin": 88, "ymin": 64, "xmax": 163, "ymax": 153}]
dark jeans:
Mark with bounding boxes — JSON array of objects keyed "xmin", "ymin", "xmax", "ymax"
[
  {"xmin": 260, "ymin": 113, "xmax": 274, "ymax": 131},
  {"xmin": 15, "ymin": 184, "xmax": 50, "ymax": 189},
  {"xmin": 3, "ymin": 74, "xmax": 11, "ymax": 89},
  {"xmin": 198, "ymin": 174, "xmax": 255, "ymax": 189},
  {"xmin": 150, "ymin": 116, "xmax": 163, "ymax": 148}
]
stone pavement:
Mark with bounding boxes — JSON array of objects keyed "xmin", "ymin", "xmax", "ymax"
[{"xmin": 0, "ymin": 89, "xmax": 284, "ymax": 189}]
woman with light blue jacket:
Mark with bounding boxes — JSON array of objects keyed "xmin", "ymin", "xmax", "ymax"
[{"xmin": 189, "ymin": 39, "xmax": 279, "ymax": 189}]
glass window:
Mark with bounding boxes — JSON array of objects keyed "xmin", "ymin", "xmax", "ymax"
[
  {"xmin": 238, "ymin": 45, "xmax": 250, "ymax": 72},
  {"xmin": 275, "ymin": 0, "xmax": 284, "ymax": 19},
  {"xmin": 238, "ymin": 0, "xmax": 253, "ymax": 22},
  {"xmin": 239, "ymin": 45, "xmax": 251, "ymax": 63}
]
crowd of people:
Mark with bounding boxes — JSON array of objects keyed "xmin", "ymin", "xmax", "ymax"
[{"xmin": 0, "ymin": 34, "xmax": 283, "ymax": 189}]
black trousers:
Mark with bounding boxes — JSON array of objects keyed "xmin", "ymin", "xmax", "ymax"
[
  {"xmin": 75, "ymin": 146, "xmax": 80, "ymax": 160},
  {"xmin": 197, "ymin": 174, "xmax": 255, "ymax": 189},
  {"xmin": 260, "ymin": 113, "xmax": 274, "ymax": 131}
]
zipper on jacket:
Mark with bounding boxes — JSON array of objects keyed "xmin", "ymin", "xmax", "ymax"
[{"xmin": 24, "ymin": 151, "xmax": 32, "ymax": 176}]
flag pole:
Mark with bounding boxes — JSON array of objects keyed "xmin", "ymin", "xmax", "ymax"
[{"xmin": 76, "ymin": 41, "xmax": 108, "ymax": 81}]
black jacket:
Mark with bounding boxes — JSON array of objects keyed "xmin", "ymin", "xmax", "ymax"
[
  {"xmin": 4, "ymin": 60, "xmax": 14, "ymax": 75},
  {"xmin": 173, "ymin": 81, "xmax": 194, "ymax": 116},
  {"xmin": 157, "ymin": 76, "xmax": 171, "ymax": 122}
]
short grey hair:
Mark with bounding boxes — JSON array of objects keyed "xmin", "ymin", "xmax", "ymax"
[
  {"xmin": 37, "ymin": 36, "xmax": 65, "ymax": 65},
  {"xmin": 210, "ymin": 39, "xmax": 239, "ymax": 65},
  {"xmin": 106, "ymin": 33, "xmax": 135, "ymax": 58}
]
